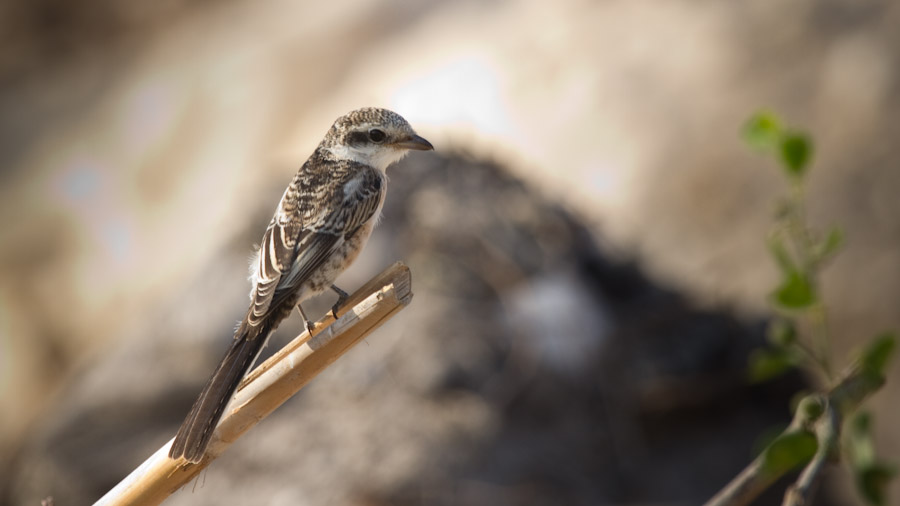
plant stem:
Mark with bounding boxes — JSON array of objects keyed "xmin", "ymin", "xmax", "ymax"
[{"xmin": 787, "ymin": 180, "xmax": 833, "ymax": 381}]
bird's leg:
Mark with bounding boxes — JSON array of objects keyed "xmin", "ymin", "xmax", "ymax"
[
  {"xmin": 330, "ymin": 284, "xmax": 349, "ymax": 319},
  {"xmin": 296, "ymin": 303, "xmax": 315, "ymax": 334}
]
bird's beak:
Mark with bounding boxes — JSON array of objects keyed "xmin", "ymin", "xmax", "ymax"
[{"xmin": 393, "ymin": 134, "xmax": 434, "ymax": 151}]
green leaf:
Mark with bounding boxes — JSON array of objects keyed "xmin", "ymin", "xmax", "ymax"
[
  {"xmin": 816, "ymin": 226, "xmax": 845, "ymax": 261},
  {"xmin": 767, "ymin": 318, "xmax": 797, "ymax": 348},
  {"xmin": 761, "ymin": 430, "xmax": 818, "ymax": 476},
  {"xmin": 796, "ymin": 395, "xmax": 825, "ymax": 423},
  {"xmin": 861, "ymin": 333, "xmax": 896, "ymax": 378},
  {"xmin": 772, "ymin": 271, "xmax": 816, "ymax": 309},
  {"xmin": 779, "ymin": 132, "xmax": 813, "ymax": 178},
  {"xmin": 848, "ymin": 411, "xmax": 875, "ymax": 466},
  {"xmin": 851, "ymin": 411, "xmax": 873, "ymax": 438},
  {"xmin": 749, "ymin": 347, "xmax": 794, "ymax": 382},
  {"xmin": 846, "ymin": 411, "xmax": 896, "ymax": 505},
  {"xmin": 767, "ymin": 233, "xmax": 796, "ymax": 275},
  {"xmin": 789, "ymin": 389, "xmax": 813, "ymax": 415},
  {"xmin": 752, "ymin": 424, "xmax": 791, "ymax": 458},
  {"xmin": 856, "ymin": 462, "xmax": 897, "ymax": 506},
  {"xmin": 743, "ymin": 111, "xmax": 782, "ymax": 152}
]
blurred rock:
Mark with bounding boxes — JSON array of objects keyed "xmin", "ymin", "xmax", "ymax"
[{"xmin": 6, "ymin": 153, "xmax": 820, "ymax": 505}]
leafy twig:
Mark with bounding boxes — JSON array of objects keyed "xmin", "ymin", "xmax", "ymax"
[
  {"xmin": 711, "ymin": 111, "xmax": 896, "ymax": 505},
  {"xmin": 706, "ymin": 360, "xmax": 886, "ymax": 506}
]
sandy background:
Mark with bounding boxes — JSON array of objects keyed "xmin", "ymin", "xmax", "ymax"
[{"xmin": 1, "ymin": 0, "xmax": 898, "ymax": 504}]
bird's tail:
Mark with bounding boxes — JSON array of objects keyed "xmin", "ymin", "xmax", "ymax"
[{"xmin": 168, "ymin": 321, "xmax": 270, "ymax": 463}]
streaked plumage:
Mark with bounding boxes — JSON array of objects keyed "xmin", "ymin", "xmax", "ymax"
[{"xmin": 169, "ymin": 108, "xmax": 432, "ymax": 463}]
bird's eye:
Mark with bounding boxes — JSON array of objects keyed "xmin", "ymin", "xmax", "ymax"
[{"xmin": 368, "ymin": 128, "xmax": 387, "ymax": 143}]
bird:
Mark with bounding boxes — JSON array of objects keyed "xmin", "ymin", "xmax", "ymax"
[{"xmin": 168, "ymin": 107, "xmax": 433, "ymax": 463}]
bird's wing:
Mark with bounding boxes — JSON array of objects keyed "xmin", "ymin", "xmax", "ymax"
[
  {"xmin": 169, "ymin": 163, "xmax": 385, "ymax": 463},
  {"xmin": 245, "ymin": 163, "xmax": 385, "ymax": 329}
]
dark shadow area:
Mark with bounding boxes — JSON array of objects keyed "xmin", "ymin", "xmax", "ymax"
[{"xmin": 3, "ymin": 153, "xmax": 830, "ymax": 505}]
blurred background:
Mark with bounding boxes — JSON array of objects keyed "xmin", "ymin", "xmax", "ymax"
[{"xmin": 1, "ymin": 0, "xmax": 899, "ymax": 504}]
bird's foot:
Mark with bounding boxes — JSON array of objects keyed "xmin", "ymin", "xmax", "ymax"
[
  {"xmin": 330, "ymin": 284, "xmax": 349, "ymax": 319},
  {"xmin": 297, "ymin": 303, "xmax": 316, "ymax": 334}
]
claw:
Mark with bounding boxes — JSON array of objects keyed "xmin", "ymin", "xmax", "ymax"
[
  {"xmin": 330, "ymin": 284, "xmax": 349, "ymax": 319},
  {"xmin": 297, "ymin": 303, "xmax": 315, "ymax": 334}
]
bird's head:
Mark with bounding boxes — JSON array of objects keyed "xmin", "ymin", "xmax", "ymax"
[{"xmin": 321, "ymin": 107, "xmax": 433, "ymax": 171}]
